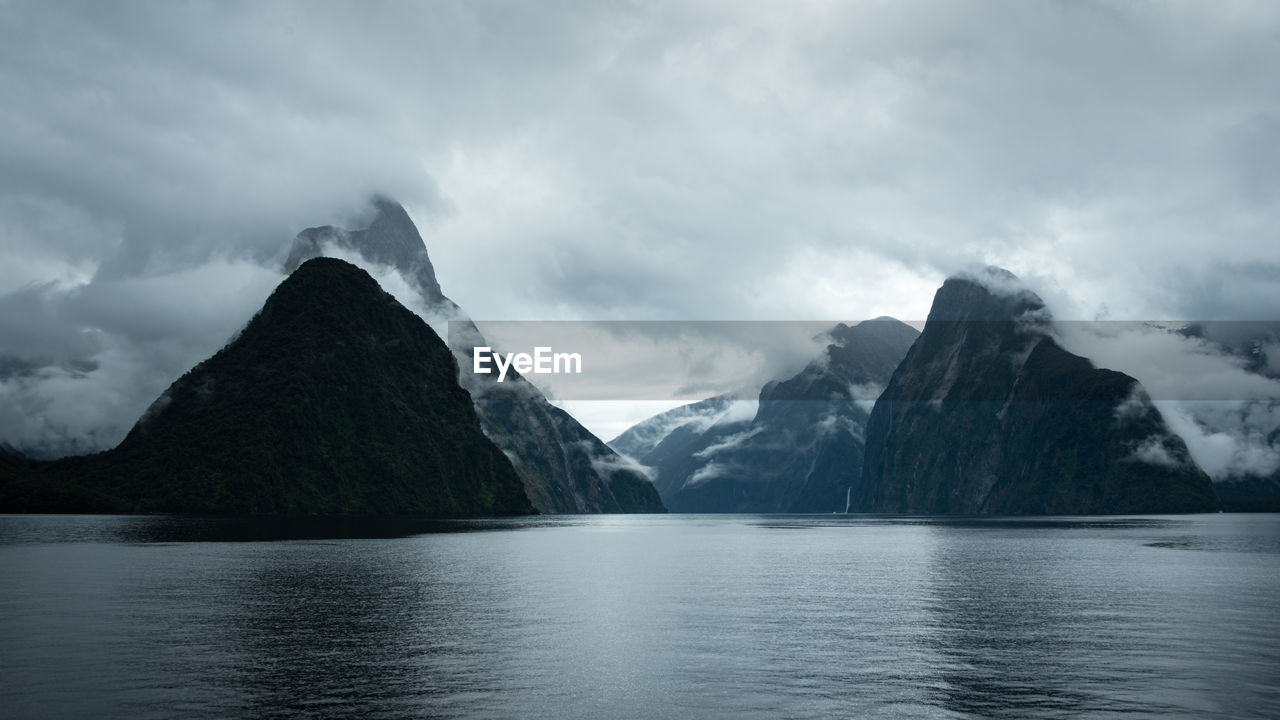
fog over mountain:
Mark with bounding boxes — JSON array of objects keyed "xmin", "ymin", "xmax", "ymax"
[{"xmin": 1, "ymin": 1, "xmax": 1277, "ymax": 457}]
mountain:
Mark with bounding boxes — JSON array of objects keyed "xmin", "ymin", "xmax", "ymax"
[
  {"xmin": 285, "ymin": 197, "xmax": 665, "ymax": 513},
  {"xmin": 855, "ymin": 268, "xmax": 1222, "ymax": 514},
  {"xmin": 615, "ymin": 394, "xmax": 754, "ymax": 508},
  {"xmin": 285, "ymin": 197, "xmax": 450, "ymax": 311},
  {"xmin": 0, "ymin": 258, "xmax": 534, "ymax": 515},
  {"xmin": 618, "ymin": 318, "xmax": 919, "ymax": 513},
  {"xmin": 609, "ymin": 394, "xmax": 738, "ymax": 460}
]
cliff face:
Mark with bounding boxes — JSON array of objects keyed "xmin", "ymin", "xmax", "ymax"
[
  {"xmin": 856, "ymin": 269, "xmax": 1222, "ymax": 514},
  {"xmin": 1, "ymin": 258, "xmax": 534, "ymax": 515}
]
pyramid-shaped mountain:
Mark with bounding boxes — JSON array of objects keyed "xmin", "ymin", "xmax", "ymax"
[
  {"xmin": 285, "ymin": 197, "xmax": 665, "ymax": 513},
  {"xmin": 855, "ymin": 268, "xmax": 1222, "ymax": 514},
  {"xmin": 0, "ymin": 258, "xmax": 534, "ymax": 515}
]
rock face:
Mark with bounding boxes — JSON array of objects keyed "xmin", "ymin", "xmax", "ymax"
[
  {"xmin": 285, "ymin": 197, "xmax": 664, "ymax": 514},
  {"xmin": 855, "ymin": 268, "xmax": 1222, "ymax": 514},
  {"xmin": 0, "ymin": 258, "xmax": 534, "ymax": 515},
  {"xmin": 617, "ymin": 318, "xmax": 919, "ymax": 513}
]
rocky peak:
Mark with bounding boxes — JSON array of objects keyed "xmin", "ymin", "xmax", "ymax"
[
  {"xmin": 284, "ymin": 196, "xmax": 447, "ymax": 307},
  {"xmin": 856, "ymin": 270, "xmax": 1221, "ymax": 514},
  {"xmin": 930, "ymin": 267, "xmax": 1047, "ymax": 324}
]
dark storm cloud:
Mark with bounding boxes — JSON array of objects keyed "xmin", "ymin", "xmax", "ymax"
[
  {"xmin": 0, "ymin": 1, "xmax": 449, "ymax": 265},
  {"xmin": 6, "ymin": 0, "xmax": 1278, "ymax": 314},
  {"xmin": 0, "ymin": 0, "xmax": 1277, "ymax": 453}
]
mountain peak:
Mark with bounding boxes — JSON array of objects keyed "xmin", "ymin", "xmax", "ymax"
[
  {"xmin": 262, "ymin": 256, "xmax": 398, "ymax": 324},
  {"xmin": 284, "ymin": 195, "xmax": 447, "ymax": 306},
  {"xmin": 931, "ymin": 267, "xmax": 1048, "ymax": 324},
  {"xmin": 363, "ymin": 196, "xmax": 425, "ymax": 253},
  {"xmin": 857, "ymin": 273, "xmax": 1220, "ymax": 514},
  {"xmin": 832, "ymin": 316, "xmax": 918, "ymax": 341}
]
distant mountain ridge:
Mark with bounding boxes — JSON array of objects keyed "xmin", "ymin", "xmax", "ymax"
[
  {"xmin": 616, "ymin": 318, "xmax": 920, "ymax": 513},
  {"xmin": 0, "ymin": 258, "xmax": 534, "ymax": 515},
  {"xmin": 609, "ymin": 394, "xmax": 739, "ymax": 461},
  {"xmin": 856, "ymin": 268, "xmax": 1222, "ymax": 514}
]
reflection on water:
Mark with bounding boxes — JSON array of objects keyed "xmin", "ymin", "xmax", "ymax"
[
  {"xmin": 923, "ymin": 525, "xmax": 1166, "ymax": 716},
  {"xmin": 0, "ymin": 513, "xmax": 587, "ymax": 544},
  {"xmin": 1, "ymin": 513, "xmax": 1278, "ymax": 719}
]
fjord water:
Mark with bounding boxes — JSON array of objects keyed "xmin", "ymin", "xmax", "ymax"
[{"xmin": 1, "ymin": 514, "xmax": 1277, "ymax": 719}]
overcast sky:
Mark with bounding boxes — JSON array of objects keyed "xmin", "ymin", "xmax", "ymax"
[{"xmin": 2, "ymin": 0, "xmax": 1278, "ymax": 457}]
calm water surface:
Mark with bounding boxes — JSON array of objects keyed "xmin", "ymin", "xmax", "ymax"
[{"xmin": 1, "ymin": 513, "xmax": 1278, "ymax": 719}]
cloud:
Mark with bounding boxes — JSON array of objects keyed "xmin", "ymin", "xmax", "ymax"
[
  {"xmin": 1058, "ymin": 323, "xmax": 1280, "ymax": 402},
  {"xmin": 564, "ymin": 400, "xmax": 696, "ymax": 449},
  {"xmin": 1128, "ymin": 436, "xmax": 1184, "ymax": 469},
  {"xmin": 1114, "ymin": 385, "xmax": 1154, "ymax": 425},
  {"xmin": 715, "ymin": 398, "xmax": 761, "ymax": 427},
  {"xmin": 846, "ymin": 382, "xmax": 885, "ymax": 413},
  {"xmin": 1158, "ymin": 401, "xmax": 1280, "ymax": 479},
  {"xmin": 684, "ymin": 462, "xmax": 727, "ymax": 489},
  {"xmin": 0, "ymin": 257, "xmax": 282, "ymax": 457},
  {"xmin": 814, "ymin": 408, "xmax": 865, "ymax": 441},
  {"xmin": 7, "ymin": 1, "xmax": 1278, "ymax": 317},
  {"xmin": 693, "ymin": 425, "xmax": 764, "ymax": 460},
  {"xmin": 576, "ymin": 440, "xmax": 658, "ymax": 483},
  {"xmin": 1059, "ymin": 322, "xmax": 1280, "ymax": 480}
]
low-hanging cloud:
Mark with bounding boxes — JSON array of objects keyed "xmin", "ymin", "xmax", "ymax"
[
  {"xmin": 0, "ymin": 257, "xmax": 282, "ymax": 457},
  {"xmin": 1158, "ymin": 401, "xmax": 1280, "ymax": 479},
  {"xmin": 1058, "ymin": 322, "xmax": 1280, "ymax": 480},
  {"xmin": 693, "ymin": 425, "xmax": 764, "ymax": 461}
]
